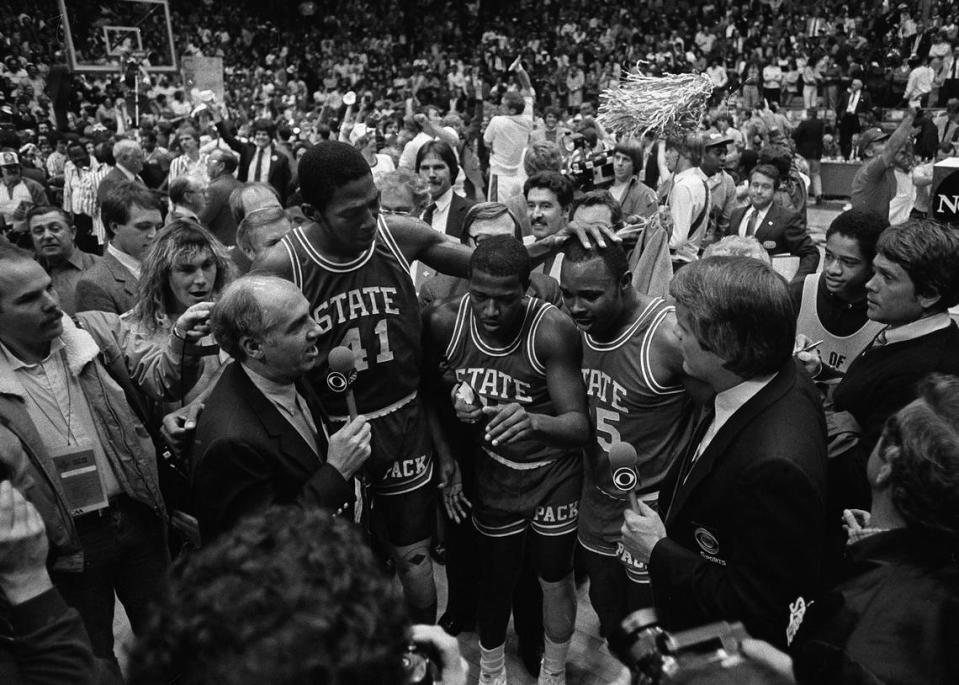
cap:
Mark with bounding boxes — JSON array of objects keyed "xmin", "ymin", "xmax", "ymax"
[
  {"xmin": 0, "ymin": 150, "xmax": 19, "ymax": 167},
  {"xmin": 858, "ymin": 128, "xmax": 889, "ymax": 156},
  {"xmin": 704, "ymin": 132, "xmax": 733, "ymax": 147}
]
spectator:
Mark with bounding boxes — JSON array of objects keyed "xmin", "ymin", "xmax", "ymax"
[
  {"xmin": 837, "ymin": 79, "xmax": 871, "ymax": 160},
  {"xmin": 76, "ymin": 181, "xmax": 163, "ymax": 314},
  {"xmin": 0, "ymin": 240, "xmax": 206, "ymax": 665},
  {"xmin": 167, "ymin": 127, "xmax": 209, "ymax": 184},
  {"xmin": 831, "ymin": 219, "xmax": 959, "ymax": 514},
  {"xmin": 792, "ymin": 109, "xmax": 825, "ymax": 205},
  {"xmin": 484, "ymin": 62, "xmax": 535, "ymax": 202},
  {"xmin": 0, "ymin": 150, "xmax": 49, "ymax": 239},
  {"xmin": 166, "ymin": 176, "xmax": 207, "ymax": 225},
  {"xmin": 127, "ymin": 506, "xmax": 467, "ymax": 685},
  {"xmin": 233, "ymin": 205, "xmax": 293, "ymax": 270},
  {"xmin": 850, "ymin": 112, "xmax": 919, "ymax": 224},
  {"xmin": 198, "ymin": 149, "xmax": 242, "ymax": 246},
  {"xmin": 95, "ymin": 139, "xmax": 146, "ymax": 207},
  {"xmin": 213, "ymin": 110, "xmax": 292, "ymax": 206},
  {"xmin": 664, "ymin": 132, "xmax": 710, "ymax": 270},
  {"xmin": 744, "ymin": 374, "xmax": 959, "ymax": 685},
  {"xmin": 725, "ymin": 164, "xmax": 819, "ymax": 285},
  {"xmin": 27, "ymin": 205, "xmax": 100, "ymax": 317},
  {"xmin": 609, "ymin": 142, "xmax": 658, "ymax": 224}
]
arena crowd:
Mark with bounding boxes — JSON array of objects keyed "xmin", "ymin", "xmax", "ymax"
[{"xmin": 2, "ymin": 1, "xmax": 959, "ymax": 684}]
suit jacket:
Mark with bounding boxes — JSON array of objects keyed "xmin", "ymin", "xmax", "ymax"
[
  {"xmin": 191, "ymin": 361, "xmax": 352, "ymax": 542},
  {"xmin": 650, "ymin": 362, "xmax": 828, "ymax": 647},
  {"xmin": 215, "ymin": 122, "xmax": 292, "ymax": 205},
  {"xmin": 442, "ymin": 192, "xmax": 476, "ymax": 241},
  {"xmin": 726, "ymin": 203, "xmax": 820, "ymax": 284},
  {"xmin": 74, "ymin": 250, "xmax": 138, "ymax": 314},
  {"xmin": 836, "ymin": 91, "xmax": 871, "ymax": 123},
  {"xmin": 792, "ymin": 118, "xmax": 825, "ymax": 160},
  {"xmin": 197, "ymin": 173, "xmax": 242, "ymax": 246},
  {"xmin": 95, "ymin": 166, "xmax": 144, "ymax": 206}
]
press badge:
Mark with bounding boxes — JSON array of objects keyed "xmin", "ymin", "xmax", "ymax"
[{"xmin": 50, "ymin": 442, "xmax": 109, "ymax": 516}]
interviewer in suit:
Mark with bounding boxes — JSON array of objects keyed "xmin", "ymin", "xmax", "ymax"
[
  {"xmin": 620, "ymin": 256, "xmax": 828, "ymax": 648},
  {"xmin": 191, "ymin": 275, "xmax": 371, "ymax": 541},
  {"xmin": 725, "ymin": 164, "xmax": 820, "ymax": 285}
]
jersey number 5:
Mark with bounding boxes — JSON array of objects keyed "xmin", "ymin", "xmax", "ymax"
[
  {"xmin": 340, "ymin": 319, "xmax": 394, "ymax": 371},
  {"xmin": 595, "ymin": 407, "xmax": 622, "ymax": 452}
]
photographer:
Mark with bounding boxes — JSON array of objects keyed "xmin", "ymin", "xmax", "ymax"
[
  {"xmin": 742, "ymin": 374, "xmax": 959, "ymax": 685},
  {"xmin": 127, "ymin": 506, "xmax": 467, "ymax": 685}
]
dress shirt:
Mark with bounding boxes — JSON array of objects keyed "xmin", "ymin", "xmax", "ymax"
[
  {"xmin": 879, "ymin": 312, "xmax": 952, "ymax": 347},
  {"xmin": 689, "ymin": 373, "xmax": 778, "ymax": 474},
  {"xmin": 242, "ymin": 364, "xmax": 322, "ymax": 456},
  {"xmin": 106, "ymin": 242, "xmax": 142, "ymax": 280},
  {"xmin": 247, "ymin": 144, "xmax": 272, "ymax": 183},
  {"xmin": 845, "ymin": 90, "xmax": 861, "ymax": 114},
  {"xmin": 737, "ymin": 203, "xmax": 772, "ymax": 237},
  {"xmin": 428, "ymin": 188, "xmax": 453, "ymax": 234},
  {"xmin": 0, "ymin": 336, "xmax": 122, "ymax": 497}
]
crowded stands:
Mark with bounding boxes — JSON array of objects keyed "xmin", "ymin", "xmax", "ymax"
[{"xmin": 2, "ymin": 1, "xmax": 959, "ymax": 684}]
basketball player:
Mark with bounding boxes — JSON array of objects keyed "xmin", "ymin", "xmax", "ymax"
[
  {"xmin": 255, "ymin": 141, "xmax": 473, "ymax": 624},
  {"xmin": 793, "ymin": 208, "xmax": 887, "ymax": 382},
  {"xmin": 558, "ymin": 191, "xmax": 697, "ymax": 638},
  {"xmin": 426, "ymin": 235, "xmax": 590, "ymax": 685}
]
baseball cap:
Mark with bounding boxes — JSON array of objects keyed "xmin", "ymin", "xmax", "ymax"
[
  {"xmin": 704, "ymin": 132, "xmax": 733, "ymax": 148},
  {"xmin": 858, "ymin": 128, "xmax": 889, "ymax": 157},
  {"xmin": 0, "ymin": 150, "xmax": 20, "ymax": 167}
]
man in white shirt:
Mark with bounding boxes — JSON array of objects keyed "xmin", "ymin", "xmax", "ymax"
[
  {"xmin": 484, "ymin": 60, "xmax": 535, "ymax": 202},
  {"xmin": 904, "ymin": 55, "xmax": 935, "ymax": 107},
  {"xmin": 76, "ymin": 182, "xmax": 162, "ymax": 314},
  {"xmin": 620, "ymin": 256, "xmax": 828, "ymax": 647},
  {"xmin": 664, "ymin": 133, "xmax": 710, "ymax": 269}
]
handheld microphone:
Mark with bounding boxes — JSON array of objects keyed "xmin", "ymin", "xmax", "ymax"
[
  {"xmin": 609, "ymin": 442, "xmax": 640, "ymax": 511},
  {"xmin": 327, "ymin": 346, "xmax": 358, "ymax": 421}
]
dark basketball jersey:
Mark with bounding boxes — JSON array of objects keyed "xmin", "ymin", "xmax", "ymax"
[
  {"xmin": 278, "ymin": 216, "xmax": 421, "ymax": 417},
  {"xmin": 579, "ymin": 298, "xmax": 695, "ymax": 555},
  {"xmin": 444, "ymin": 294, "xmax": 566, "ymax": 466}
]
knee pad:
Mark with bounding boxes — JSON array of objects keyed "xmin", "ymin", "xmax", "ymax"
[{"xmin": 392, "ymin": 538, "xmax": 435, "ymax": 609}]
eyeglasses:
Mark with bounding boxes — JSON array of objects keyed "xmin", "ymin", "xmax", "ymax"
[{"xmin": 380, "ymin": 208, "xmax": 412, "ymax": 216}]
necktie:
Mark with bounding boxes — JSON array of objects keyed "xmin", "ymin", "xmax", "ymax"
[
  {"xmin": 422, "ymin": 202, "xmax": 437, "ymax": 227},
  {"xmin": 744, "ymin": 209, "xmax": 758, "ymax": 237},
  {"xmin": 875, "ymin": 326, "xmax": 890, "ymax": 347},
  {"xmin": 951, "ymin": 58, "xmax": 958, "ymax": 80},
  {"xmin": 254, "ymin": 147, "xmax": 265, "ymax": 182}
]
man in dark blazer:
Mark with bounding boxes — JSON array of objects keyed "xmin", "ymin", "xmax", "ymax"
[
  {"xmin": 191, "ymin": 275, "xmax": 372, "ymax": 542},
  {"xmin": 197, "ymin": 149, "xmax": 241, "ymax": 245},
  {"xmin": 76, "ymin": 181, "xmax": 162, "ymax": 314},
  {"xmin": 725, "ymin": 164, "xmax": 819, "ymax": 284},
  {"xmin": 95, "ymin": 139, "xmax": 146, "ymax": 206},
  {"xmin": 620, "ymin": 257, "xmax": 827, "ymax": 648},
  {"xmin": 837, "ymin": 79, "xmax": 872, "ymax": 159},
  {"xmin": 212, "ymin": 107, "xmax": 292, "ymax": 206}
]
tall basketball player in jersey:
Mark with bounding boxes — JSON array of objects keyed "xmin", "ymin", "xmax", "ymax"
[
  {"xmin": 426, "ymin": 236, "xmax": 589, "ymax": 685},
  {"xmin": 793, "ymin": 208, "xmax": 887, "ymax": 383},
  {"xmin": 558, "ymin": 192, "xmax": 698, "ymax": 639},
  {"xmin": 255, "ymin": 141, "xmax": 473, "ymax": 623}
]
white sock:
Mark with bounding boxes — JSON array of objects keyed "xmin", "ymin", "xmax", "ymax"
[
  {"xmin": 541, "ymin": 635, "xmax": 571, "ymax": 675},
  {"xmin": 480, "ymin": 642, "xmax": 506, "ymax": 674}
]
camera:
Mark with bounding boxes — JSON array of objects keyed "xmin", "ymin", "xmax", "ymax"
[
  {"xmin": 563, "ymin": 133, "xmax": 614, "ymax": 191},
  {"xmin": 608, "ymin": 608, "xmax": 750, "ymax": 685},
  {"xmin": 401, "ymin": 643, "xmax": 434, "ymax": 685}
]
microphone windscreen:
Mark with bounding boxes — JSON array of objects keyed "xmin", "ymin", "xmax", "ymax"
[
  {"xmin": 328, "ymin": 346, "xmax": 355, "ymax": 374},
  {"xmin": 608, "ymin": 442, "xmax": 638, "ymax": 470}
]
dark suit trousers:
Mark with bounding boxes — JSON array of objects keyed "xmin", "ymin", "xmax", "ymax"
[{"xmin": 838, "ymin": 113, "xmax": 860, "ymax": 160}]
